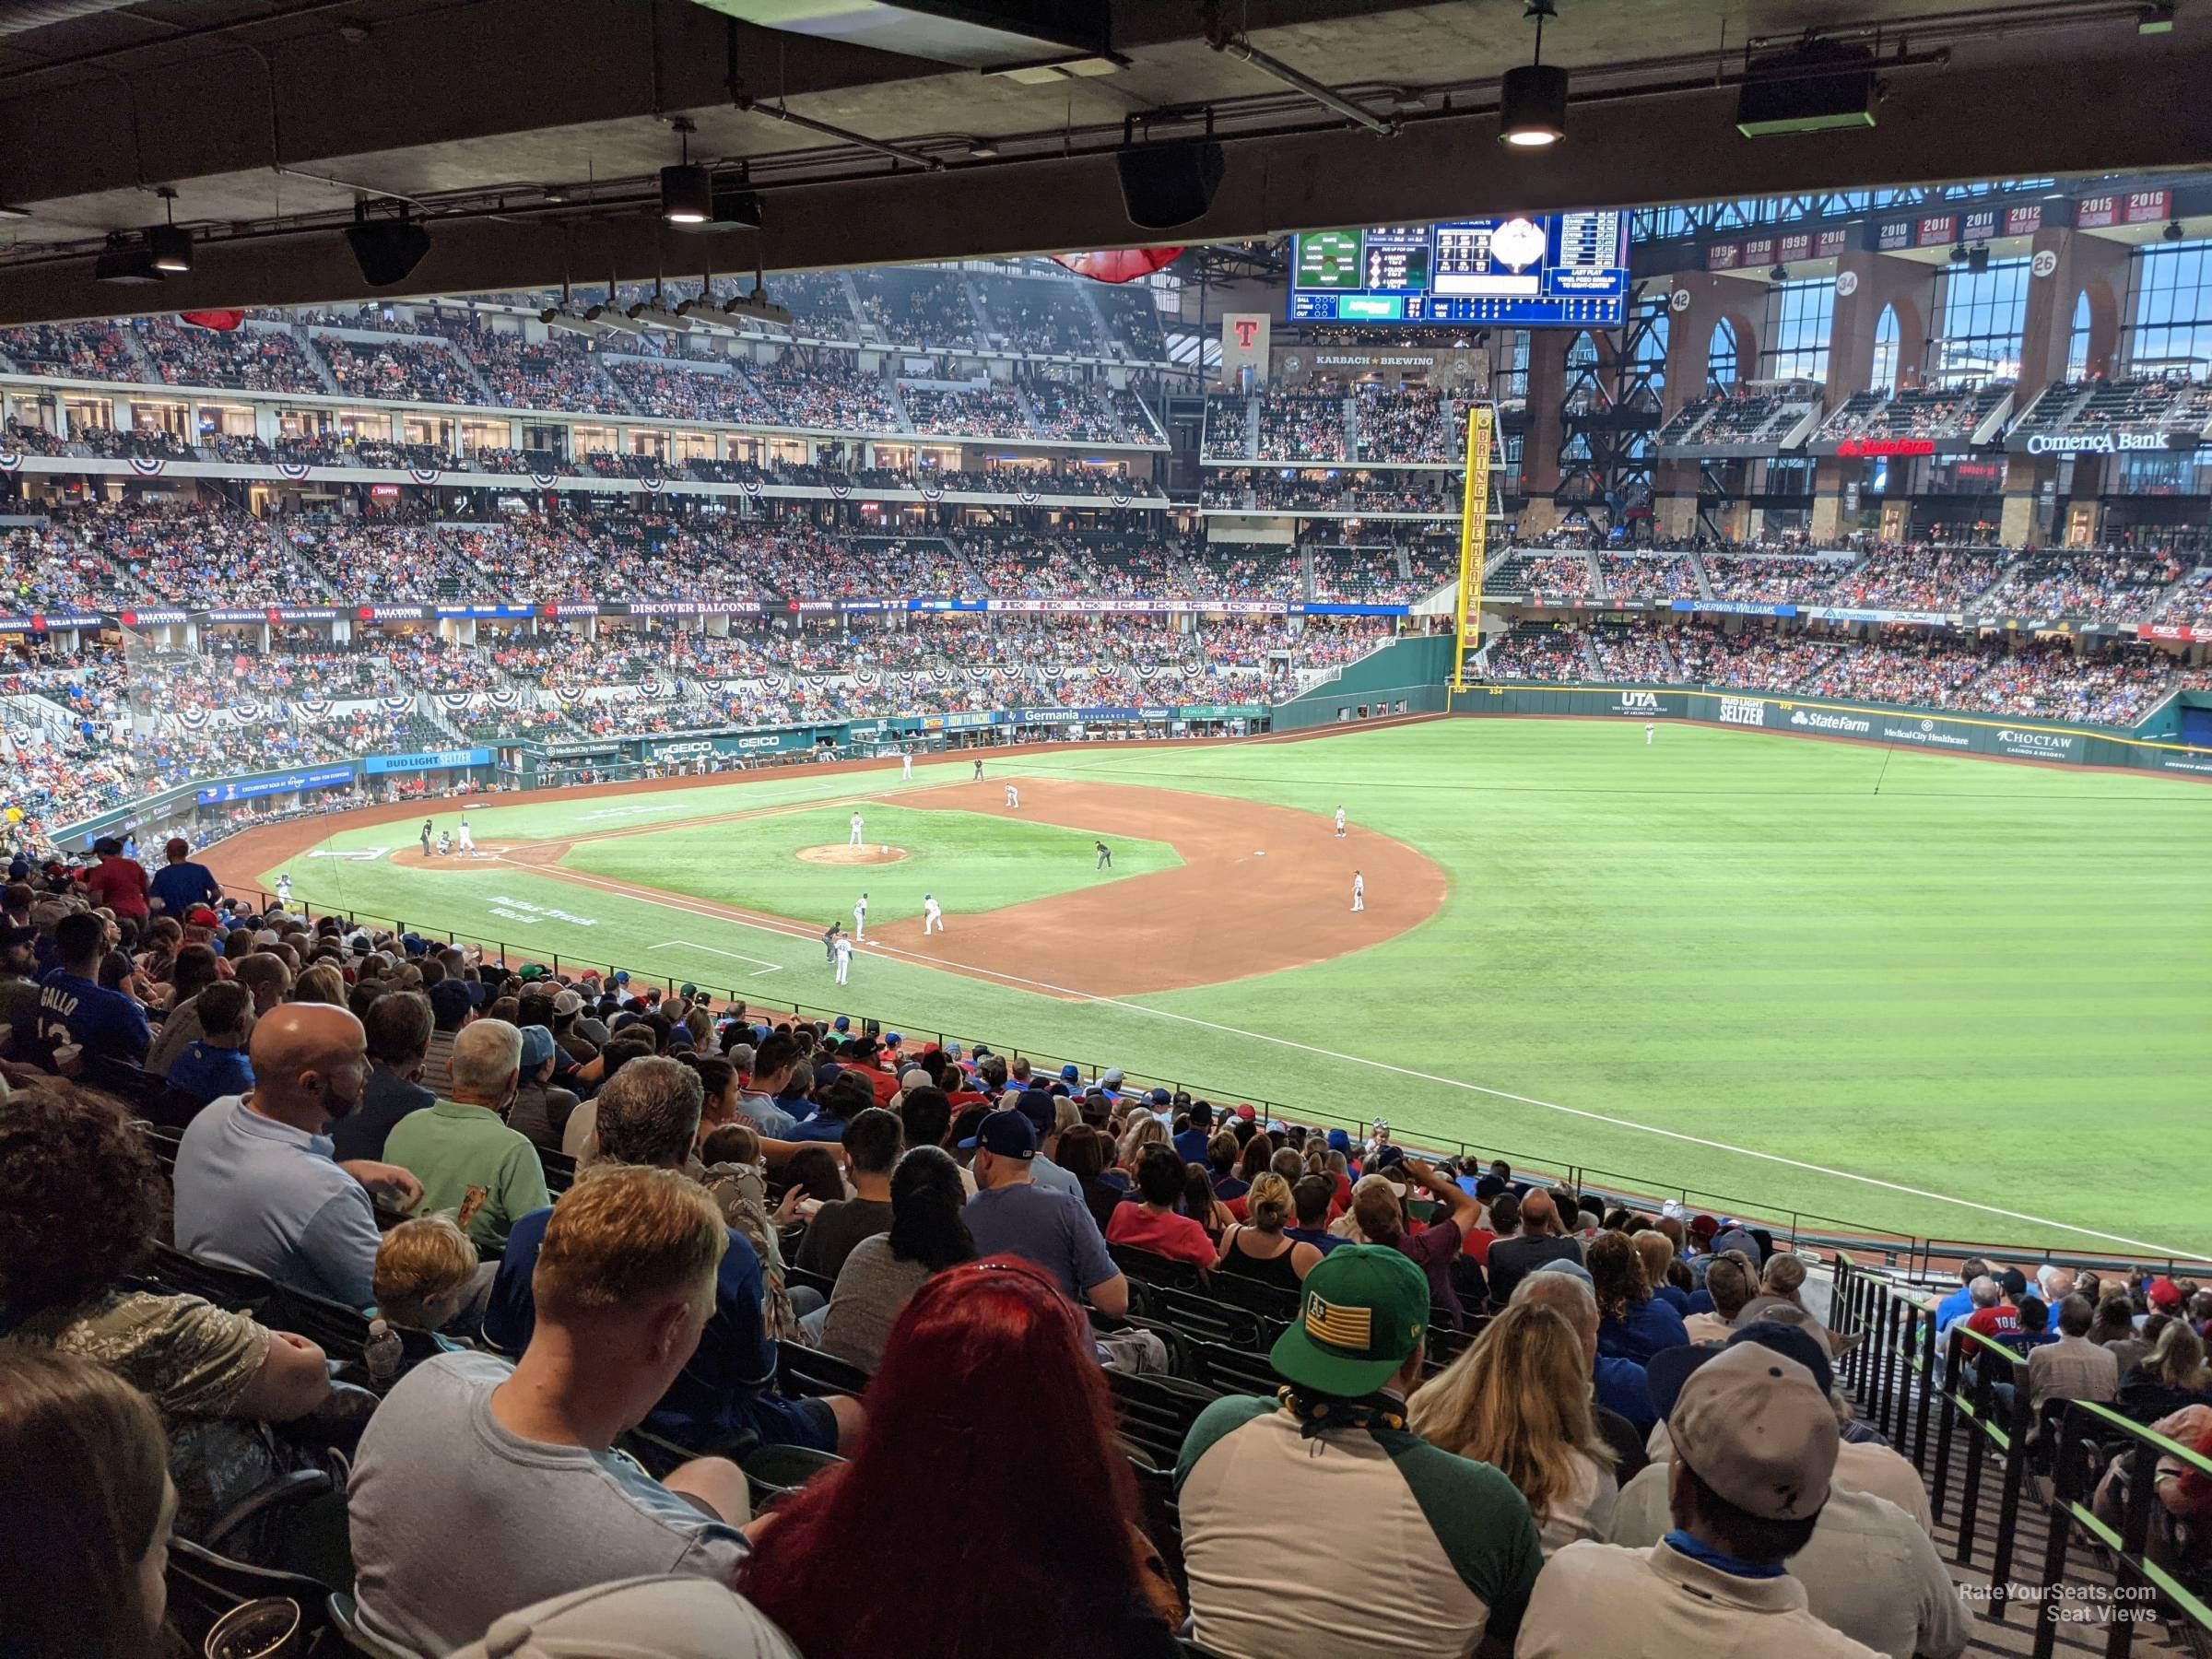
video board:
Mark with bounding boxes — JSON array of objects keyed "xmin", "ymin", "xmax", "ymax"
[{"xmin": 1289, "ymin": 212, "xmax": 1632, "ymax": 327}]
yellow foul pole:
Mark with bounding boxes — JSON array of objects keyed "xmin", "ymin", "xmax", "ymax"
[{"xmin": 1449, "ymin": 403, "xmax": 1495, "ymax": 696}]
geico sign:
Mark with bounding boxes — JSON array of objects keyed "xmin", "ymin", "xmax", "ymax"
[
  {"xmin": 2024, "ymin": 431, "xmax": 2167, "ymax": 456},
  {"xmin": 1789, "ymin": 710, "xmax": 1871, "ymax": 735},
  {"xmin": 1617, "ymin": 691, "xmax": 1661, "ymax": 712},
  {"xmin": 1718, "ymin": 698, "xmax": 1767, "ymax": 727},
  {"xmin": 653, "ymin": 741, "xmax": 715, "ymax": 759}
]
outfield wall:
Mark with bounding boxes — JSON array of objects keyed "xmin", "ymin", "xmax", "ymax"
[
  {"xmin": 1271, "ymin": 636, "xmax": 1458, "ymax": 732},
  {"xmin": 1454, "ymin": 682, "xmax": 2212, "ymax": 777}
]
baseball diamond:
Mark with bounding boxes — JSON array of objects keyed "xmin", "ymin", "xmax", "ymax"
[{"xmin": 210, "ymin": 718, "xmax": 2211, "ymax": 1258}]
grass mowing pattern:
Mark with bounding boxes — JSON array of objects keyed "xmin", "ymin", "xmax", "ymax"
[
  {"xmin": 560, "ymin": 804, "xmax": 1179, "ymax": 922},
  {"xmin": 277, "ymin": 724, "xmax": 2212, "ymax": 1255}
]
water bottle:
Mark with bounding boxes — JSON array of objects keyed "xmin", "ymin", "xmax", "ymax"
[{"xmin": 363, "ymin": 1318, "xmax": 404, "ymax": 1388}]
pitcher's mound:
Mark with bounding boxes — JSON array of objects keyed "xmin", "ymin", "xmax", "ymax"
[{"xmin": 796, "ymin": 844, "xmax": 911, "ymax": 865}]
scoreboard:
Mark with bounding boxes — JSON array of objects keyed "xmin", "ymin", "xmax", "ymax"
[{"xmin": 1288, "ymin": 212, "xmax": 1632, "ymax": 328}]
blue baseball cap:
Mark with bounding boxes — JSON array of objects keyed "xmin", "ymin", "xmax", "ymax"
[
  {"xmin": 885, "ymin": 1032, "xmax": 900, "ymax": 1046},
  {"xmin": 1059, "ymin": 1063, "xmax": 1080, "ymax": 1083},
  {"xmin": 973, "ymin": 1109, "xmax": 1037, "ymax": 1159},
  {"xmin": 1326, "ymin": 1128, "xmax": 1352, "ymax": 1153},
  {"xmin": 518, "ymin": 1025, "xmax": 556, "ymax": 1071},
  {"xmin": 1014, "ymin": 1087, "xmax": 1057, "ymax": 1136},
  {"xmin": 833, "ymin": 1016, "xmax": 851, "ymax": 1032},
  {"xmin": 613, "ymin": 971, "xmax": 629, "ymax": 984},
  {"xmin": 1147, "ymin": 1088, "xmax": 1171, "ymax": 1106}
]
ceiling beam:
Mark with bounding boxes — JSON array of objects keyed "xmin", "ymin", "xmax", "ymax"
[{"xmin": 1, "ymin": 23, "xmax": 2208, "ymax": 324}]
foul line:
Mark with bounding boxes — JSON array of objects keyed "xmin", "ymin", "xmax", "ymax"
[
  {"xmin": 649, "ymin": 940, "xmax": 783, "ymax": 975},
  {"xmin": 514, "ymin": 858, "xmax": 2186, "ymax": 1258}
]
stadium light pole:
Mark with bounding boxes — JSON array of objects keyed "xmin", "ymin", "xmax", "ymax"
[{"xmin": 1450, "ymin": 403, "xmax": 1495, "ymax": 698}]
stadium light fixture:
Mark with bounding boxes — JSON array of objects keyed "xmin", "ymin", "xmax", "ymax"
[
  {"xmin": 1499, "ymin": 0, "xmax": 1567, "ymax": 147},
  {"xmin": 722, "ymin": 264, "xmax": 794, "ymax": 327},
  {"xmin": 628, "ymin": 283, "xmax": 694, "ymax": 332},
  {"xmin": 2165, "ymin": 219, "xmax": 2188, "ymax": 242},
  {"xmin": 147, "ymin": 188, "xmax": 192, "ymax": 274},
  {"xmin": 0, "ymin": 204, "xmax": 29, "ymax": 220},
  {"xmin": 660, "ymin": 119, "xmax": 712, "ymax": 226},
  {"xmin": 582, "ymin": 301, "xmax": 647, "ymax": 335}
]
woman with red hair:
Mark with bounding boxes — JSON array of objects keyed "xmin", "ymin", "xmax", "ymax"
[{"xmin": 740, "ymin": 1259, "xmax": 1182, "ymax": 1658}]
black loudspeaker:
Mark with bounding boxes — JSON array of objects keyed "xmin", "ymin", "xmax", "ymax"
[
  {"xmin": 1116, "ymin": 139, "xmax": 1224, "ymax": 231},
  {"xmin": 346, "ymin": 218, "xmax": 431, "ymax": 288}
]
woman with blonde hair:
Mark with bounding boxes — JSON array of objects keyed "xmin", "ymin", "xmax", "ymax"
[
  {"xmin": 1213, "ymin": 1172, "xmax": 1322, "ymax": 1290},
  {"xmin": 2119, "ymin": 1320, "xmax": 2212, "ymax": 1418},
  {"xmin": 1408, "ymin": 1302, "xmax": 1618, "ymax": 1548},
  {"xmin": 1630, "ymin": 1229, "xmax": 1689, "ymax": 1314},
  {"xmin": 1116, "ymin": 1113, "xmax": 1166, "ymax": 1175}
]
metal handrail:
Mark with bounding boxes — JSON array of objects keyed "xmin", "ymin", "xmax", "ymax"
[{"xmin": 2035, "ymin": 1401, "xmax": 2212, "ymax": 1657}]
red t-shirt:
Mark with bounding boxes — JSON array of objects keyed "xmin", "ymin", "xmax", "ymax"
[
  {"xmin": 1105, "ymin": 1204, "xmax": 1216, "ymax": 1269},
  {"xmin": 1462, "ymin": 1226, "xmax": 1502, "ymax": 1265},
  {"xmin": 1964, "ymin": 1305, "xmax": 2021, "ymax": 1340},
  {"xmin": 85, "ymin": 857, "xmax": 150, "ymax": 919}
]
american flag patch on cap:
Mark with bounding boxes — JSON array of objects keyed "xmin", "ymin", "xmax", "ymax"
[{"xmin": 1304, "ymin": 1292, "xmax": 1373, "ymax": 1352}]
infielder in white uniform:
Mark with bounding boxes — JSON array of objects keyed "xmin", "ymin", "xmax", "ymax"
[
  {"xmin": 901, "ymin": 751, "xmax": 913, "ymax": 781},
  {"xmin": 849, "ymin": 810, "xmax": 865, "ymax": 847},
  {"xmin": 1645, "ymin": 723, "xmax": 1655, "ymax": 746},
  {"xmin": 923, "ymin": 893, "xmax": 944, "ymax": 935},
  {"xmin": 833, "ymin": 933, "xmax": 853, "ymax": 985},
  {"xmin": 1351, "ymin": 869, "xmax": 1365, "ymax": 912},
  {"xmin": 275, "ymin": 874, "xmax": 292, "ymax": 909},
  {"xmin": 1334, "ymin": 806, "xmax": 1347, "ymax": 839},
  {"xmin": 1005, "ymin": 783, "xmax": 1020, "ymax": 809},
  {"xmin": 853, "ymin": 892, "xmax": 868, "ymax": 940}
]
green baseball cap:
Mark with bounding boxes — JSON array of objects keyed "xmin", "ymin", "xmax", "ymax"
[{"xmin": 1269, "ymin": 1244, "xmax": 1430, "ymax": 1397}]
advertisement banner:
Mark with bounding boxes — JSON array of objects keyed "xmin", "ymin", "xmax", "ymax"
[
  {"xmin": 1461, "ymin": 685, "xmax": 2209, "ymax": 777},
  {"xmin": 362, "ymin": 747, "xmax": 494, "ymax": 776},
  {"xmin": 194, "ymin": 764, "xmax": 356, "ymax": 806},
  {"xmin": 1671, "ymin": 599, "xmax": 1799, "ymax": 618},
  {"xmin": 1991, "ymin": 725, "xmax": 2082, "ymax": 764}
]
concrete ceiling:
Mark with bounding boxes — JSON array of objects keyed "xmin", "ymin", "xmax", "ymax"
[{"xmin": 0, "ymin": 0, "xmax": 2207, "ymax": 322}]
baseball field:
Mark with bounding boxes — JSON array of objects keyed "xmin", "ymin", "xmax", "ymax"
[{"xmin": 229, "ymin": 718, "xmax": 2212, "ymax": 1259}]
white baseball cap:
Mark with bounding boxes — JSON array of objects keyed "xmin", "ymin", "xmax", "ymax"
[{"xmin": 452, "ymin": 1576, "xmax": 799, "ymax": 1659}]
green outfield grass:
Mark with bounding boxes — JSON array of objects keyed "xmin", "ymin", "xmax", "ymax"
[
  {"xmin": 560, "ymin": 803, "xmax": 1178, "ymax": 922},
  {"xmin": 278, "ymin": 723, "xmax": 2212, "ymax": 1258}
]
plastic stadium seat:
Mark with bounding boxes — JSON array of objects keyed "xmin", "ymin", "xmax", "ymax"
[
  {"xmin": 1187, "ymin": 1339, "xmax": 1282, "ymax": 1398},
  {"xmin": 537, "ymin": 1147, "xmax": 577, "ymax": 1194},
  {"xmin": 1110, "ymin": 1242, "xmax": 1203, "ymax": 1290},
  {"xmin": 265, "ymin": 1282, "xmax": 371, "ymax": 1363},
  {"xmin": 775, "ymin": 1339, "xmax": 872, "ymax": 1399},
  {"xmin": 1205, "ymin": 1272, "xmax": 1300, "ymax": 1324},
  {"xmin": 147, "ymin": 1242, "xmax": 276, "ymax": 1312},
  {"xmin": 1145, "ymin": 1286, "xmax": 1265, "ymax": 1352},
  {"xmin": 784, "ymin": 1265, "xmax": 839, "ymax": 1303}
]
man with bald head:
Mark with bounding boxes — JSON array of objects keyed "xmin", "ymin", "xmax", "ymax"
[
  {"xmin": 1484, "ymin": 1187, "xmax": 1585, "ymax": 1307},
  {"xmin": 174, "ymin": 1002, "xmax": 423, "ymax": 1307}
]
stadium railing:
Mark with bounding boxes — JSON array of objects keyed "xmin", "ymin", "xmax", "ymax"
[
  {"xmin": 1833, "ymin": 1259, "xmax": 2212, "ymax": 1650},
  {"xmin": 2037, "ymin": 1401, "xmax": 2212, "ymax": 1658}
]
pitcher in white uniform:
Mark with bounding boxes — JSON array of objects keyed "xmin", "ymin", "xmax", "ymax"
[{"xmin": 849, "ymin": 810, "xmax": 865, "ymax": 847}]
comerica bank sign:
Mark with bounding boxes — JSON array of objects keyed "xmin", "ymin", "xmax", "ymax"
[{"xmin": 2022, "ymin": 431, "xmax": 2171, "ymax": 456}]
